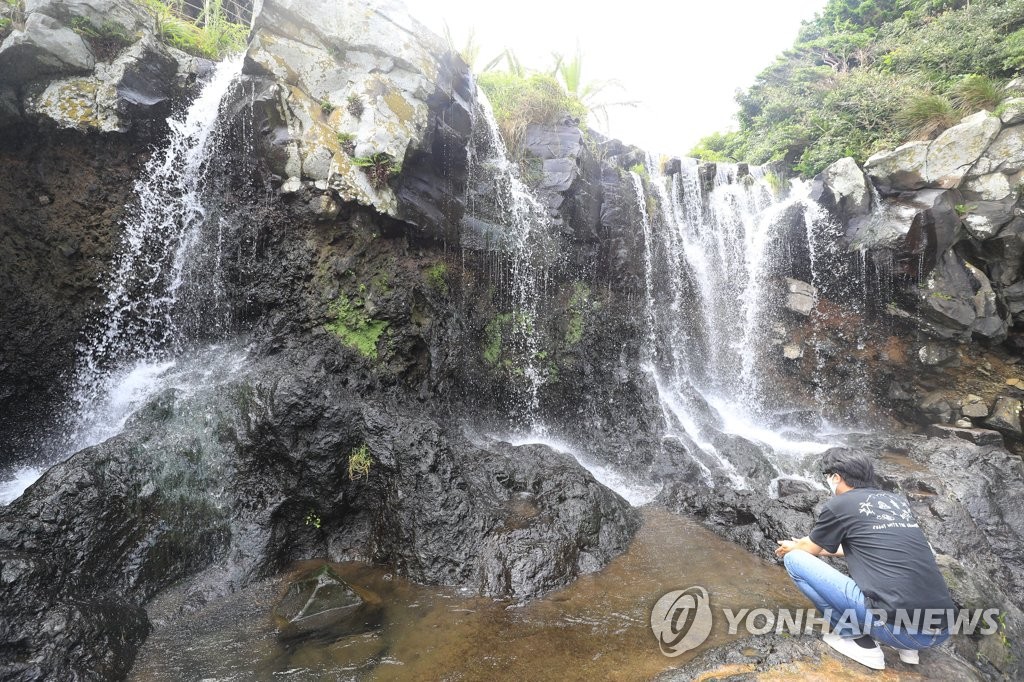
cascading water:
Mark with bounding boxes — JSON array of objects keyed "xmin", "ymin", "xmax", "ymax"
[
  {"xmin": 0, "ymin": 57, "xmax": 248, "ymax": 505},
  {"xmin": 635, "ymin": 157, "xmax": 844, "ymax": 491},
  {"xmin": 465, "ymin": 91, "xmax": 559, "ymax": 432}
]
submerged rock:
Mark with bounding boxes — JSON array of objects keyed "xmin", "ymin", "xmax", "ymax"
[{"xmin": 273, "ymin": 564, "xmax": 381, "ymax": 641}]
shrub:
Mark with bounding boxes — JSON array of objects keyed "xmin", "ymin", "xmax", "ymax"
[
  {"xmin": 347, "ymin": 445, "xmax": 372, "ymax": 481},
  {"xmin": 897, "ymin": 93, "xmax": 959, "ymax": 140},
  {"xmin": 70, "ymin": 16, "xmax": 133, "ymax": 61},
  {"xmin": 949, "ymin": 74, "xmax": 1005, "ymax": 113},
  {"xmin": 476, "ymin": 72, "xmax": 587, "ymax": 154}
]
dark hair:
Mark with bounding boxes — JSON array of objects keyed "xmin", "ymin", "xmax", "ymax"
[{"xmin": 819, "ymin": 448, "xmax": 876, "ymax": 489}]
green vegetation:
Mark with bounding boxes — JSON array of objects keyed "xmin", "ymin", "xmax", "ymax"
[
  {"xmin": 628, "ymin": 162, "xmax": 649, "ymax": 182},
  {"xmin": 0, "ymin": 17, "xmax": 11, "ymax": 37},
  {"xmin": 352, "ymin": 152, "xmax": 400, "ymax": 189},
  {"xmin": 140, "ymin": 0, "xmax": 248, "ymax": 59},
  {"xmin": 692, "ymin": 0, "xmax": 1024, "ymax": 176},
  {"xmin": 346, "ymin": 93, "xmax": 365, "ymax": 119},
  {"xmin": 347, "ymin": 444, "xmax": 372, "ymax": 481},
  {"xmin": 320, "ymin": 99, "xmax": 335, "ymax": 114},
  {"xmin": 483, "ymin": 313, "xmax": 512, "ymax": 366},
  {"xmin": 325, "ymin": 293, "xmax": 388, "ymax": 359},
  {"xmin": 477, "ymin": 71, "xmax": 588, "ymax": 154},
  {"xmin": 897, "ymin": 92, "xmax": 959, "ymax": 139},
  {"xmin": 564, "ymin": 282, "xmax": 591, "ymax": 346},
  {"xmin": 425, "ymin": 262, "xmax": 449, "ymax": 296},
  {"xmin": 337, "ymin": 131, "xmax": 356, "ymax": 155},
  {"xmin": 304, "ymin": 510, "xmax": 321, "ymax": 529},
  {"xmin": 70, "ymin": 16, "xmax": 133, "ymax": 61}
]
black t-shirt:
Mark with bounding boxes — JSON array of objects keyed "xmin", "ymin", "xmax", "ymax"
[{"xmin": 809, "ymin": 487, "xmax": 956, "ymax": 628}]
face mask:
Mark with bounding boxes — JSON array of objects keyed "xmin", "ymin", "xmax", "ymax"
[{"xmin": 827, "ymin": 475, "xmax": 838, "ymax": 495}]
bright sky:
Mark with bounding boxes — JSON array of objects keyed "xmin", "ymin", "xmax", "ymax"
[{"xmin": 405, "ymin": 0, "xmax": 828, "ymax": 156}]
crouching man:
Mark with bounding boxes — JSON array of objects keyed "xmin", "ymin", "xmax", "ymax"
[{"xmin": 775, "ymin": 448, "xmax": 955, "ymax": 670}]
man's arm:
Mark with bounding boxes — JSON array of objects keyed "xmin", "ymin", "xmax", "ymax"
[
  {"xmin": 821, "ymin": 543, "xmax": 844, "ymax": 557},
  {"xmin": 774, "ymin": 535, "xmax": 825, "ymax": 558}
]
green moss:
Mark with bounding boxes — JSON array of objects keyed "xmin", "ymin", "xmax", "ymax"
[
  {"xmin": 425, "ymin": 262, "xmax": 449, "ymax": 296},
  {"xmin": 325, "ymin": 293, "xmax": 388, "ymax": 359},
  {"xmin": 483, "ymin": 313, "xmax": 510, "ymax": 366},
  {"xmin": 337, "ymin": 131, "xmax": 356, "ymax": 155}
]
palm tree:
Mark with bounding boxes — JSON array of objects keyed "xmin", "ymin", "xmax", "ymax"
[{"xmin": 549, "ymin": 44, "xmax": 638, "ymax": 130}]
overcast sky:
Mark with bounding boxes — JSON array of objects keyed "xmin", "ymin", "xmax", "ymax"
[{"xmin": 405, "ymin": 0, "xmax": 828, "ymax": 156}]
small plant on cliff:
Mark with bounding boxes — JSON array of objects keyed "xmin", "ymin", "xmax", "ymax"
[
  {"xmin": 0, "ymin": 17, "xmax": 11, "ymax": 39},
  {"xmin": 425, "ymin": 262, "xmax": 449, "ymax": 296},
  {"xmin": 320, "ymin": 98, "xmax": 335, "ymax": 114},
  {"xmin": 352, "ymin": 152, "xmax": 400, "ymax": 189},
  {"xmin": 70, "ymin": 16, "xmax": 133, "ymax": 61},
  {"xmin": 628, "ymin": 163, "xmax": 649, "ymax": 182},
  {"xmin": 325, "ymin": 293, "xmax": 388, "ymax": 359},
  {"xmin": 337, "ymin": 131, "xmax": 356, "ymax": 155},
  {"xmin": 347, "ymin": 93, "xmax": 365, "ymax": 119},
  {"xmin": 304, "ymin": 510, "xmax": 321, "ymax": 529},
  {"xmin": 347, "ymin": 444, "xmax": 372, "ymax": 481}
]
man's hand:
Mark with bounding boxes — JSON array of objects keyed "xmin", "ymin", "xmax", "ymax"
[{"xmin": 775, "ymin": 535, "xmax": 824, "ymax": 558}]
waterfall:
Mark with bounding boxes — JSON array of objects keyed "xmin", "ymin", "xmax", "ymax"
[
  {"xmin": 466, "ymin": 90, "xmax": 559, "ymax": 432},
  {"xmin": 636, "ymin": 158, "xmax": 840, "ymax": 489},
  {"xmin": 0, "ymin": 57, "xmax": 249, "ymax": 508}
]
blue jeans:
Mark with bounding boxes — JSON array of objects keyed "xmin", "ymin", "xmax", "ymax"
[{"xmin": 783, "ymin": 550, "xmax": 949, "ymax": 650}]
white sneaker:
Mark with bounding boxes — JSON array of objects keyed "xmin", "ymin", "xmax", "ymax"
[
  {"xmin": 896, "ymin": 648, "xmax": 920, "ymax": 664},
  {"xmin": 822, "ymin": 632, "xmax": 886, "ymax": 670}
]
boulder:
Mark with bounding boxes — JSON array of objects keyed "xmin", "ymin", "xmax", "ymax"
[
  {"xmin": 1004, "ymin": 279, "xmax": 1024, "ymax": 321},
  {"xmin": 272, "ymin": 564, "xmax": 380, "ymax": 641},
  {"xmin": 522, "ymin": 123, "xmax": 583, "ymax": 161},
  {"xmin": 976, "ymin": 217, "xmax": 1024, "ymax": 286},
  {"xmin": 852, "ymin": 189, "xmax": 960, "ymax": 277},
  {"xmin": 240, "ymin": 0, "xmax": 474, "ymax": 239},
  {"xmin": 961, "ymin": 171, "xmax": 1015, "ymax": 201},
  {"xmin": 924, "ymin": 111, "xmax": 1001, "ymax": 188},
  {"xmin": 961, "ymin": 197, "xmax": 1017, "ymax": 240},
  {"xmin": 961, "ymin": 394, "xmax": 990, "ymax": 419},
  {"xmin": 918, "ymin": 342, "xmax": 959, "ymax": 367},
  {"xmin": 918, "ymin": 391, "xmax": 954, "ymax": 424},
  {"xmin": 0, "ymin": 13, "xmax": 94, "ymax": 85},
  {"xmin": 23, "ymin": 33, "xmax": 182, "ymax": 131},
  {"xmin": 25, "ymin": 0, "xmax": 154, "ymax": 37},
  {"xmin": 808, "ymin": 156, "xmax": 871, "ymax": 236},
  {"xmin": 784, "ymin": 277, "xmax": 816, "ymax": 316},
  {"xmin": 985, "ymin": 397, "xmax": 1023, "ymax": 436},
  {"xmin": 864, "ymin": 140, "xmax": 928, "ymax": 191},
  {"xmin": 776, "ymin": 478, "xmax": 815, "ymax": 497},
  {"xmin": 999, "ymin": 97, "xmax": 1024, "ymax": 125},
  {"xmin": 971, "ymin": 124, "xmax": 1024, "ymax": 175},
  {"xmin": 915, "ymin": 250, "xmax": 1008, "ymax": 342}
]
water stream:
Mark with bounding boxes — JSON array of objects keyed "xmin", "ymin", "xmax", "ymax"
[{"xmin": 0, "ymin": 57, "xmax": 247, "ymax": 506}]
